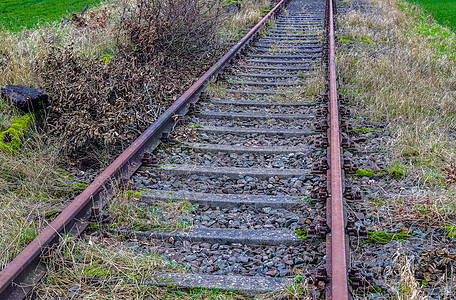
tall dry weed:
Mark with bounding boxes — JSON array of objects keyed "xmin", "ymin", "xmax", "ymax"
[
  {"xmin": 222, "ymin": 0, "xmax": 272, "ymax": 38},
  {"xmin": 383, "ymin": 251, "xmax": 425, "ymax": 299},
  {"xmin": 0, "ymin": 128, "xmax": 71, "ymax": 270}
]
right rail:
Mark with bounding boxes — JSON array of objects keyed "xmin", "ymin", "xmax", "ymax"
[{"xmin": 326, "ymin": 0, "xmax": 349, "ymax": 298}]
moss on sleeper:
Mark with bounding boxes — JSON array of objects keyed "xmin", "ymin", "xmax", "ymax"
[
  {"xmin": 295, "ymin": 229, "xmax": 308, "ymax": 239},
  {"xmin": 133, "ymin": 223, "xmax": 165, "ymax": 231},
  {"xmin": 340, "ymin": 38, "xmax": 354, "ymax": 43},
  {"xmin": 125, "ymin": 190, "xmax": 142, "ymax": 199},
  {"xmin": 82, "ymin": 264, "xmax": 114, "ymax": 278},
  {"xmin": 356, "ymin": 169, "xmax": 376, "ymax": 177},
  {"xmin": 352, "ymin": 127, "xmax": 379, "ymax": 134},
  {"xmin": 0, "ymin": 113, "xmax": 34, "ymax": 153},
  {"xmin": 133, "ymin": 223, "xmax": 190, "ymax": 232},
  {"xmin": 86, "ymin": 222, "xmax": 123, "ymax": 232},
  {"xmin": 387, "ymin": 169, "xmax": 405, "ymax": 179}
]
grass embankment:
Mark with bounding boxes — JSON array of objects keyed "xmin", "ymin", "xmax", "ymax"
[
  {"xmin": 339, "ymin": 0, "xmax": 456, "ymax": 214},
  {"xmin": 0, "ymin": 105, "xmax": 82, "ymax": 272},
  {"xmin": 1, "ymin": 0, "xmax": 277, "ymax": 298},
  {"xmin": 0, "ymin": 0, "xmax": 102, "ymax": 31},
  {"xmin": 0, "ymin": 0, "xmax": 125, "ymax": 274},
  {"xmin": 406, "ymin": 0, "xmax": 456, "ymax": 32},
  {"xmin": 339, "ymin": 0, "xmax": 456, "ymax": 297}
]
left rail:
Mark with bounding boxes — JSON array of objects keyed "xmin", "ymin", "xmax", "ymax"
[{"xmin": 0, "ymin": 1, "xmax": 289, "ymax": 298}]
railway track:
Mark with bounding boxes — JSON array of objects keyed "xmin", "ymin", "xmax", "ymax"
[
  {"xmin": 0, "ymin": 0, "xmax": 365, "ymax": 299},
  {"xmin": 137, "ymin": 0, "xmax": 328, "ymax": 295}
]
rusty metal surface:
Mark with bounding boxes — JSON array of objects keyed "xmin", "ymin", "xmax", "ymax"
[
  {"xmin": 0, "ymin": 1, "xmax": 289, "ymax": 298},
  {"xmin": 327, "ymin": 0, "xmax": 349, "ymax": 299}
]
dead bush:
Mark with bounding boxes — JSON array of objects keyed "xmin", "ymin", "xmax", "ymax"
[
  {"xmin": 40, "ymin": 0, "xmax": 224, "ymax": 157},
  {"xmin": 42, "ymin": 47, "xmax": 165, "ymax": 152},
  {"xmin": 71, "ymin": 8, "xmax": 112, "ymax": 29},
  {"xmin": 124, "ymin": 0, "xmax": 224, "ymax": 67}
]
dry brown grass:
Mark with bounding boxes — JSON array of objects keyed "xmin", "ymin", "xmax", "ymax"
[
  {"xmin": 383, "ymin": 251, "xmax": 425, "ymax": 300},
  {"xmin": 300, "ymin": 65, "xmax": 326, "ymax": 99},
  {"xmin": 222, "ymin": 0, "xmax": 272, "ymax": 40}
]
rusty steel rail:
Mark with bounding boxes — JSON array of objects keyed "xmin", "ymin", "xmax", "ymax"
[
  {"xmin": 325, "ymin": 0, "xmax": 349, "ymax": 299},
  {"xmin": 0, "ymin": 1, "xmax": 289, "ymax": 298}
]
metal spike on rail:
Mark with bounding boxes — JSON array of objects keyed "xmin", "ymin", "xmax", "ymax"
[{"xmin": 344, "ymin": 185, "xmax": 363, "ymax": 202}]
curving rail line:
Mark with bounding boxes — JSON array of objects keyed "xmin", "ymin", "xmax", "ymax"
[{"xmin": 0, "ymin": 0, "xmax": 349, "ymax": 299}]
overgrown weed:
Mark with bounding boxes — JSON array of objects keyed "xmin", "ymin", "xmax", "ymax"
[
  {"xmin": 34, "ymin": 235, "xmax": 177, "ymax": 299},
  {"xmin": 108, "ymin": 190, "xmax": 194, "ymax": 233},
  {"xmin": 221, "ymin": 0, "xmax": 272, "ymax": 40},
  {"xmin": 383, "ymin": 251, "xmax": 425, "ymax": 299},
  {"xmin": 0, "ymin": 125, "xmax": 75, "ymax": 270}
]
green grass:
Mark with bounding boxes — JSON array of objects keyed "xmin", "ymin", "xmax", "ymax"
[
  {"xmin": 0, "ymin": 0, "xmax": 102, "ymax": 31},
  {"xmin": 406, "ymin": 0, "xmax": 456, "ymax": 32}
]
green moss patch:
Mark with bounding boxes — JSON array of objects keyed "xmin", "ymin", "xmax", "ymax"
[
  {"xmin": 125, "ymin": 190, "xmax": 142, "ymax": 199},
  {"xmin": 387, "ymin": 168, "xmax": 405, "ymax": 179},
  {"xmin": 355, "ymin": 169, "xmax": 376, "ymax": 177},
  {"xmin": 355, "ymin": 168, "xmax": 405, "ymax": 179},
  {"xmin": 0, "ymin": 113, "xmax": 34, "ymax": 153},
  {"xmin": 295, "ymin": 229, "xmax": 308, "ymax": 239},
  {"xmin": 366, "ymin": 231, "xmax": 411, "ymax": 243},
  {"xmin": 352, "ymin": 127, "xmax": 380, "ymax": 134},
  {"xmin": 82, "ymin": 263, "xmax": 116, "ymax": 278},
  {"xmin": 72, "ymin": 182, "xmax": 89, "ymax": 191}
]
